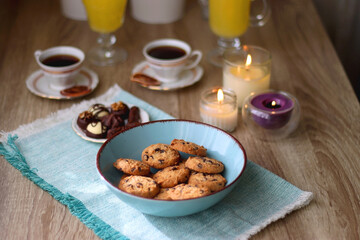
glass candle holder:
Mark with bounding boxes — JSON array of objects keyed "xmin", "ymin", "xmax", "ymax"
[
  {"xmin": 200, "ymin": 87, "xmax": 238, "ymax": 132},
  {"xmin": 242, "ymin": 90, "xmax": 300, "ymax": 140},
  {"xmin": 223, "ymin": 45, "xmax": 271, "ymax": 107}
]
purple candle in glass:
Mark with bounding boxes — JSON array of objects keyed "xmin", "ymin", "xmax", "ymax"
[{"xmin": 250, "ymin": 92, "xmax": 294, "ymax": 129}]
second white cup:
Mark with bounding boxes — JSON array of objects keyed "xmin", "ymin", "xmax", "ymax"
[{"xmin": 143, "ymin": 39, "xmax": 202, "ymax": 82}]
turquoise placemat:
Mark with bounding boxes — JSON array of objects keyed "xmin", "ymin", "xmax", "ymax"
[{"xmin": 0, "ymin": 84, "xmax": 313, "ymax": 240}]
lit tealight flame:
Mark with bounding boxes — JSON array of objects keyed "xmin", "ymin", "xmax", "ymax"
[
  {"xmin": 245, "ymin": 54, "xmax": 252, "ymax": 67},
  {"xmin": 265, "ymin": 100, "xmax": 281, "ymax": 110},
  {"xmin": 217, "ymin": 89, "xmax": 224, "ymax": 104}
]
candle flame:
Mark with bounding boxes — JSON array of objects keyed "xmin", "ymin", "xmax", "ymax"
[
  {"xmin": 245, "ymin": 54, "xmax": 252, "ymax": 67},
  {"xmin": 271, "ymin": 101, "xmax": 276, "ymax": 107},
  {"xmin": 217, "ymin": 89, "xmax": 224, "ymax": 104}
]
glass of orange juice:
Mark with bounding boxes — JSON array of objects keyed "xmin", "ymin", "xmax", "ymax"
[
  {"xmin": 83, "ymin": 0, "xmax": 128, "ymax": 66},
  {"xmin": 208, "ymin": 0, "xmax": 270, "ymax": 67}
]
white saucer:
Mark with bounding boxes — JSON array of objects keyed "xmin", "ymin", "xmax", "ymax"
[
  {"xmin": 72, "ymin": 103, "xmax": 150, "ymax": 143},
  {"xmin": 26, "ymin": 67, "xmax": 99, "ymax": 100},
  {"xmin": 131, "ymin": 61, "xmax": 203, "ymax": 91}
]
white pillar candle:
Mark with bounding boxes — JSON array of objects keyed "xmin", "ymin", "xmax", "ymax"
[
  {"xmin": 223, "ymin": 64, "xmax": 270, "ymax": 106},
  {"xmin": 223, "ymin": 46, "xmax": 272, "ymax": 107},
  {"xmin": 200, "ymin": 88, "xmax": 238, "ymax": 132}
]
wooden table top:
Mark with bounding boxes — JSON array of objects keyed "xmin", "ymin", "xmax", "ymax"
[{"xmin": 1, "ymin": 0, "xmax": 359, "ymax": 239}]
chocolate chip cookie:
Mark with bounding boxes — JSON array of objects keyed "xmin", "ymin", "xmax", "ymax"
[
  {"xmin": 176, "ymin": 158, "xmax": 187, "ymax": 169},
  {"xmin": 113, "ymin": 158, "xmax": 150, "ymax": 176},
  {"xmin": 153, "ymin": 165, "xmax": 190, "ymax": 188},
  {"xmin": 188, "ymin": 172, "xmax": 227, "ymax": 192},
  {"xmin": 118, "ymin": 175, "xmax": 160, "ymax": 198},
  {"xmin": 153, "ymin": 188, "xmax": 174, "ymax": 200},
  {"xmin": 185, "ymin": 156, "xmax": 224, "ymax": 174},
  {"xmin": 170, "ymin": 139, "xmax": 207, "ymax": 157},
  {"xmin": 168, "ymin": 184, "xmax": 211, "ymax": 200},
  {"xmin": 141, "ymin": 143, "xmax": 180, "ymax": 169}
]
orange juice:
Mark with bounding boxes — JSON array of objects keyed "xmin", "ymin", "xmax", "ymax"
[
  {"xmin": 209, "ymin": 0, "xmax": 250, "ymax": 38},
  {"xmin": 83, "ymin": 0, "xmax": 127, "ymax": 33}
]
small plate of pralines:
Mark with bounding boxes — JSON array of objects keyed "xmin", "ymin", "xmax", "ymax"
[{"xmin": 72, "ymin": 101, "xmax": 150, "ymax": 143}]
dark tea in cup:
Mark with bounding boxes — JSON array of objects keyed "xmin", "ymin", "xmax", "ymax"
[
  {"xmin": 41, "ymin": 54, "xmax": 80, "ymax": 67},
  {"xmin": 147, "ymin": 46, "xmax": 186, "ymax": 60}
]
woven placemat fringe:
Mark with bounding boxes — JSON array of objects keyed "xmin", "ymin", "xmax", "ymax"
[{"xmin": 0, "ymin": 134, "xmax": 128, "ymax": 240}]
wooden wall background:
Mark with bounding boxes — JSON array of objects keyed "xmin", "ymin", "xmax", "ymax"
[{"xmin": 312, "ymin": 0, "xmax": 360, "ymax": 100}]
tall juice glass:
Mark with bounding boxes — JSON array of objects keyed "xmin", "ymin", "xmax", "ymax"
[
  {"xmin": 209, "ymin": 0, "xmax": 250, "ymax": 39},
  {"xmin": 208, "ymin": 0, "xmax": 270, "ymax": 67},
  {"xmin": 83, "ymin": 0, "xmax": 128, "ymax": 66}
]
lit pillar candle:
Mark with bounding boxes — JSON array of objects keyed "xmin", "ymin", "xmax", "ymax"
[
  {"xmin": 200, "ymin": 88, "xmax": 238, "ymax": 132},
  {"xmin": 223, "ymin": 46, "xmax": 271, "ymax": 107}
]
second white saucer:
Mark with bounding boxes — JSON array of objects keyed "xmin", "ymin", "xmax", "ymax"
[{"xmin": 131, "ymin": 61, "xmax": 203, "ymax": 91}]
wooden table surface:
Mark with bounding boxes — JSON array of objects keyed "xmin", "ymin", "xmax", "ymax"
[{"xmin": 1, "ymin": 0, "xmax": 359, "ymax": 239}]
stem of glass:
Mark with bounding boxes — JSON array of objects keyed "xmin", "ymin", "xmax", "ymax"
[
  {"xmin": 97, "ymin": 33, "xmax": 117, "ymax": 59},
  {"xmin": 88, "ymin": 32, "xmax": 127, "ymax": 66},
  {"xmin": 207, "ymin": 37, "xmax": 242, "ymax": 67},
  {"xmin": 217, "ymin": 37, "xmax": 241, "ymax": 49}
]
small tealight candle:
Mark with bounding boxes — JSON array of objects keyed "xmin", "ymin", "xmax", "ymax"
[
  {"xmin": 249, "ymin": 92, "xmax": 294, "ymax": 129},
  {"xmin": 223, "ymin": 46, "xmax": 271, "ymax": 107},
  {"xmin": 242, "ymin": 90, "xmax": 300, "ymax": 140},
  {"xmin": 200, "ymin": 87, "xmax": 238, "ymax": 132}
]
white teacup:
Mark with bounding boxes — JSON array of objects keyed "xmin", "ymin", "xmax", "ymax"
[
  {"xmin": 34, "ymin": 46, "xmax": 85, "ymax": 90},
  {"xmin": 143, "ymin": 39, "xmax": 202, "ymax": 82}
]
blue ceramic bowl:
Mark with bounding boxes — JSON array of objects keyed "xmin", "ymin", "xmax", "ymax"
[{"xmin": 96, "ymin": 119, "xmax": 247, "ymax": 217}]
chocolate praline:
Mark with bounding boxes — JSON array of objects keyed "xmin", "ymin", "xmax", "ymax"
[
  {"xmin": 128, "ymin": 106, "xmax": 141, "ymax": 123},
  {"xmin": 77, "ymin": 111, "xmax": 94, "ymax": 130},
  {"xmin": 110, "ymin": 101, "xmax": 130, "ymax": 119},
  {"xmin": 88, "ymin": 103, "xmax": 110, "ymax": 119},
  {"xmin": 107, "ymin": 126, "xmax": 125, "ymax": 139},
  {"xmin": 101, "ymin": 113, "xmax": 125, "ymax": 129},
  {"xmin": 85, "ymin": 120, "xmax": 107, "ymax": 139}
]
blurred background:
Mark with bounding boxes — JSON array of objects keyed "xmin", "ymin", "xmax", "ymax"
[
  {"xmin": 312, "ymin": 0, "xmax": 360, "ymax": 100},
  {"xmin": 6, "ymin": 0, "xmax": 360, "ymax": 100}
]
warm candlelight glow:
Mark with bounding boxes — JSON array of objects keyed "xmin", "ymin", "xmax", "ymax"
[
  {"xmin": 236, "ymin": 65, "xmax": 241, "ymax": 74},
  {"xmin": 217, "ymin": 89, "xmax": 224, "ymax": 103},
  {"xmin": 235, "ymin": 54, "xmax": 252, "ymax": 74},
  {"xmin": 264, "ymin": 100, "xmax": 281, "ymax": 109},
  {"xmin": 245, "ymin": 54, "xmax": 252, "ymax": 67},
  {"xmin": 223, "ymin": 46, "xmax": 271, "ymax": 107},
  {"xmin": 200, "ymin": 88, "xmax": 238, "ymax": 132}
]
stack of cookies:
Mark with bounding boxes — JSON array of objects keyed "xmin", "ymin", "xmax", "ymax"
[{"xmin": 113, "ymin": 139, "xmax": 227, "ymax": 200}]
